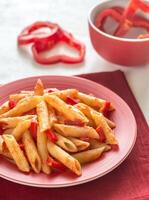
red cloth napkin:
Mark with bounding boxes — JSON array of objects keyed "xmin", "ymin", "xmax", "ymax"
[{"xmin": 0, "ymin": 70, "xmax": 149, "ymax": 200}]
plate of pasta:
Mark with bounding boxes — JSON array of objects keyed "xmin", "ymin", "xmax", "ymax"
[{"xmin": 0, "ymin": 76, "xmax": 137, "ymax": 187}]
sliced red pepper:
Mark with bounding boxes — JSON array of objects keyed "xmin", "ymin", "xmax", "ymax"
[
  {"xmin": 45, "ymin": 129, "xmax": 58, "ymax": 143},
  {"xmin": 19, "ymin": 143, "xmax": 25, "ymax": 151},
  {"xmin": 29, "ymin": 119, "xmax": 38, "ymax": 140},
  {"xmin": 8, "ymin": 100, "xmax": 17, "ymax": 109},
  {"xmin": 31, "ymin": 27, "xmax": 85, "ymax": 64},
  {"xmin": 47, "ymin": 88, "xmax": 59, "ymax": 93},
  {"xmin": 64, "ymin": 120, "xmax": 85, "ymax": 127},
  {"xmin": 18, "ymin": 21, "xmax": 59, "ymax": 45},
  {"xmin": 110, "ymin": 144, "xmax": 119, "ymax": 151},
  {"xmin": 96, "ymin": 127, "xmax": 106, "ymax": 142},
  {"xmin": 100, "ymin": 101, "xmax": 111, "ymax": 117},
  {"xmin": 47, "ymin": 156, "xmax": 66, "ymax": 171},
  {"xmin": 0, "ymin": 127, "xmax": 5, "ymax": 135},
  {"xmin": 66, "ymin": 96, "xmax": 78, "ymax": 105}
]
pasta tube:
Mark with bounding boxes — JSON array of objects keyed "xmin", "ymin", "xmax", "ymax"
[
  {"xmin": 12, "ymin": 120, "xmax": 31, "ymax": 141},
  {"xmin": 91, "ymin": 112, "xmax": 118, "ymax": 145},
  {"xmin": 36, "ymin": 101, "xmax": 49, "ymax": 132},
  {"xmin": 55, "ymin": 132, "xmax": 78, "ymax": 152},
  {"xmin": 44, "ymin": 94, "xmax": 88, "ymax": 124},
  {"xmin": 77, "ymin": 92, "xmax": 114, "ymax": 110},
  {"xmin": 0, "ymin": 101, "xmax": 9, "ymax": 115},
  {"xmin": 72, "ymin": 147, "xmax": 105, "ymax": 164},
  {"xmin": 34, "ymin": 79, "xmax": 44, "ymax": 96},
  {"xmin": 89, "ymin": 139, "xmax": 111, "ymax": 151},
  {"xmin": 54, "ymin": 124, "xmax": 99, "ymax": 139},
  {"xmin": 3, "ymin": 134, "xmax": 30, "ymax": 172},
  {"xmin": 37, "ymin": 128, "xmax": 51, "ymax": 174},
  {"xmin": 68, "ymin": 137, "xmax": 90, "ymax": 151},
  {"xmin": 47, "ymin": 140, "xmax": 81, "ymax": 176},
  {"xmin": 0, "ymin": 96, "xmax": 42, "ymax": 118},
  {"xmin": 0, "ymin": 115, "xmax": 35, "ymax": 128},
  {"xmin": 22, "ymin": 131, "xmax": 41, "ymax": 173}
]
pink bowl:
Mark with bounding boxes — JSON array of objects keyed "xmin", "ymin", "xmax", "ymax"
[{"xmin": 88, "ymin": 0, "xmax": 149, "ymax": 66}]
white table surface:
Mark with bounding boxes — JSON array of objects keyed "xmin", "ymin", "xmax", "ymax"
[{"xmin": 0, "ymin": 0, "xmax": 149, "ymax": 123}]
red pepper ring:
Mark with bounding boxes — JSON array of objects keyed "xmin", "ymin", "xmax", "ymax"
[
  {"xmin": 31, "ymin": 27, "xmax": 86, "ymax": 64},
  {"xmin": 18, "ymin": 21, "xmax": 59, "ymax": 45},
  {"xmin": 95, "ymin": 7, "xmax": 149, "ymax": 39}
]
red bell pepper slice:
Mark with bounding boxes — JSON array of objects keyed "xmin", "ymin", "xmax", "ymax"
[
  {"xmin": 96, "ymin": 127, "xmax": 106, "ymax": 142},
  {"xmin": 29, "ymin": 119, "xmax": 38, "ymax": 140},
  {"xmin": 100, "ymin": 101, "xmax": 111, "ymax": 117},
  {"xmin": 18, "ymin": 21, "xmax": 59, "ymax": 45},
  {"xmin": 64, "ymin": 120, "xmax": 85, "ymax": 127},
  {"xmin": 31, "ymin": 27, "xmax": 86, "ymax": 64},
  {"xmin": 47, "ymin": 156, "xmax": 66, "ymax": 171},
  {"xmin": 66, "ymin": 96, "xmax": 78, "ymax": 105},
  {"xmin": 8, "ymin": 100, "xmax": 16, "ymax": 109},
  {"xmin": 110, "ymin": 144, "xmax": 119, "ymax": 151},
  {"xmin": 45, "ymin": 129, "xmax": 58, "ymax": 143}
]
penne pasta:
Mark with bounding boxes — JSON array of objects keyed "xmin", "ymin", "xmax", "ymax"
[
  {"xmin": 89, "ymin": 139, "xmax": 111, "ymax": 151},
  {"xmin": 0, "ymin": 101, "xmax": 9, "ymax": 115},
  {"xmin": 47, "ymin": 140, "xmax": 81, "ymax": 176},
  {"xmin": 36, "ymin": 101, "xmax": 49, "ymax": 132},
  {"xmin": 77, "ymin": 92, "xmax": 114, "ymax": 111},
  {"xmin": 22, "ymin": 131, "xmax": 41, "ymax": 173},
  {"xmin": 3, "ymin": 134, "xmax": 30, "ymax": 172},
  {"xmin": 37, "ymin": 128, "xmax": 51, "ymax": 174},
  {"xmin": 68, "ymin": 137, "xmax": 90, "ymax": 151},
  {"xmin": 55, "ymin": 132, "xmax": 78, "ymax": 152},
  {"xmin": 91, "ymin": 111, "xmax": 118, "ymax": 145},
  {"xmin": 75, "ymin": 103, "xmax": 116, "ymax": 128},
  {"xmin": 9, "ymin": 93, "xmax": 31, "ymax": 102},
  {"xmin": 48, "ymin": 105, "xmax": 57, "ymax": 128},
  {"xmin": 34, "ymin": 79, "xmax": 44, "ymax": 96},
  {"xmin": 0, "ymin": 115, "xmax": 35, "ymax": 128},
  {"xmin": 54, "ymin": 124, "xmax": 99, "ymax": 139},
  {"xmin": 72, "ymin": 147, "xmax": 105, "ymax": 164},
  {"xmin": 44, "ymin": 94, "xmax": 89, "ymax": 125},
  {"xmin": 0, "ymin": 96, "xmax": 42, "ymax": 118},
  {"xmin": 12, "ymin": 120, "xmax": 31, "ymax": 141},
  {"xmin": 50, "ymin": 89, "xmax": 78, "ymax": 101}
]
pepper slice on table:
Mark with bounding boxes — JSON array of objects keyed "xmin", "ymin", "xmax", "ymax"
[
  {"xmin": 18, "ymin": 21, "xmax": 86, "ymax": 65},
  {"xmin": 18, "ymin": 21, "xmax": 59, "ymax": 45}
]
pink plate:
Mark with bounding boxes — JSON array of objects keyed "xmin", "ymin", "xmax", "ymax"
[{"xmin": 0, "ymin": 75, "xmax": 137, "ymax": 187}]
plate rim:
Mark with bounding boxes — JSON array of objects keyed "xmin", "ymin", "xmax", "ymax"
[{"xmin": 0, "ymin": 75, "xmax": 137, "ymax": 188}]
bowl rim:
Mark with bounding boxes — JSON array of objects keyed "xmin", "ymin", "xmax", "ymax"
[{"xmin": 88, "ymin": 0, "xmax": 149, "ymax": 42}]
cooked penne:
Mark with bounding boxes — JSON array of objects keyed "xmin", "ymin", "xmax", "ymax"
[
  {"xmin": 54, "ymin": 124, "xmax": 99, "ymax": 139},
  {"xmin": 22, "ymin": 131, "xmax": 41, "ymax": 173},
  {"xmin": 47, "ymin": 140, "xmax": 81, "ymax": 176},
  {"xmin": 48, "ymin": 105, "xmax": 57, "ymax": 128},
  {"xmin": 77, "ymin": 92, "xmax": 114, "ymax": 111},
  {"xmin": 3, "ymin": 134, "xmax": 30, "ymax": 172},
  {"xmin": 0, "ymin": 96, "xmax": 42, "ymax": 118},
  {"xmin": 44, "ymin": 94, "xmax": 89, "ymax": 124},
  {"xmin": 68, "ymin": 137, "xmax": 90, "ymax": 151},
  {"xmin": 9, "ymin": 93, "xmax": 31, "ymax": 102},
  {"xmin": 91, "ymin": 112, "xmax": 118, "ymax": 145},
  {"xmin": 75, "ymin": 103, "xmax": 116, "ymax": 128},
  {"xmin": 0, "ymin": 136, "xmax": 12, "ymax": 159},
  {"xmin": 50, "ymin": 89, "xmax": 78, "ymax": 101},
  {"xmin": 55, "ymin": 132, "xmax": 78, "ymax": 152},
  {"xmin": 36, "ymin": 101, "xmax": 49, "ymax": 132},
  {"xmin": 72, "ymin": 147, "xmax": 105, "ymax": 164},
  {"xmin": 89, "ymin": 139, "xmax": 111, "ymax": 151},
  {"xmin": 0, "ymin": 115, "xmax": 35, "ymax": 128},
  {"xmin": 12, "ymin": 120, "xmax": 31, "ymax": 141},
  {"xmin": 0, "ymin": 101, "xmax": 9, "ymax": 115},
  {"xmin": 37, "ymin": 128, "xmax": 51, "ymax": 174},
  {"xmin": 34, "ymin": 79, "xmax": 44, "ymax": 96}
]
